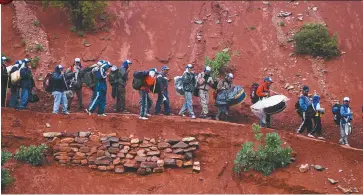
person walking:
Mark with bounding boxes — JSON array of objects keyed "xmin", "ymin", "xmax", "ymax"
[
  {"xmin": 139, "ymin": 68, "xmax": 157, "ymax": 120},
  {"xmin": 297, "ymin": 85, "xmax": 314, "ymax": 135},
  {"xmin": 308, "ymin": 93, "xmax": 325, "ymax": 139},
  {"xmin": 339, "ymin": 97, "xmax": 353, "ymax": 146},
  {"xmin": 66, "ymin": 58, "xmax": 83, "ymax": 111},
  {"xmin": 215, "ymin": 73, "xmax": 233, "ymax": 121},
  {"xmin": 1, "ymin": 56, "xmax": 9, "ymax": 107},
  {"xmin": 155, "ymin": 65, "xmax": 171, "ymax": 115},
  {"xmin": 196, "ymin": 66, "xmax": 214, "ymax": 119},
  {"xmin": 8, "ymin": 60, "xmax": 23, "ymax": 108},
  {"xmin": 51, "ymin": 64, "xmax": 70, "ymax": 115},
  {"xmin": 256, "ymin": 77, "xmax": 274, "ymax": 127},
  {"xmin": 18, "ymin": 58, "xmax": 35, "ymax": 109},
  {"xmin": 179, "ymin": 64, "xmax": 196, "ymax": 119}
]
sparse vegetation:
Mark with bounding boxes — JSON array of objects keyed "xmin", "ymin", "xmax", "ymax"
[
  {"xmin": 33, "ymin": 19, "xmax": 40, "ymax": 27},
  {"xmin": 249, "ymin": 26, "xmax": 256, "ymax": 30},
  {"xmin": 205, "ymin": 51, "xmax": 231, "ymax": 79},
  {"xmin": 77, "ymin": 31, "xmax": 85, "ymax": 37},
  {"xmin": 35, "ymin": 43, "xmax": 44, "ymax": 52},
  {"xmin": 234, "ymin": 124, "xmax": 292, "ymax": 176},
  {"xmin": 232, "ymin": 50, "xmax": 241, "ymax": 57},
  {"xmin": 1, "ymin": 150, "xmax": 14, "ymax": 188},
  {"xmin": 70, "ymin": 26, "xmax": 77, "ymax": 32},
  {"xmin": 20, "ymin": 39, "xmax": 26, "ymax": 47},
  {"xmin": 293, "ymin": 23, "xmax": 340, "ymax": 59},
  {"xmin": 14, "ymin": 144, "xmax": 47, "ymax": 166},
  {"xmin": 279, "ymin": 21, "xmax": 285, "ymax": 27},
  {"xmin": 31, "ymin": 56, "xmax": 40, "ymax": 68},
  {"xmin": 43, "ymin": 1, "xmax": 108, "ymax": 31}
]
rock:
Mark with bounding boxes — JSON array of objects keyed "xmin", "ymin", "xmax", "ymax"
[
  {"xmin": 297, "ymin": 16, "xmax": 303, "ymax": 21},
  {"xmin": 57, "ymin": 146, "xmax": 71, "ymax": 152},
  {"xmin": 115, "ymin": 165, "xmax": 125, "ymax": 173},
  {"xmin": 290, "ymin": 157, "xmax": 296, "ymax": 162},
  {"xmin": 291, "ymin": 151, "xmax": 297, "ymax": 157},
  {"xmin": 165, "ymin": 153, "xmax": 184, "ymax": 159},
  {"xmin": 328, "ymin": 178, "xmax": 338, "ymax": 184},
  {"xmin": 111, "ymin": 143, "xmax": 120, "ymax": 148},
  {"xmin": 193, "ymin": 161, "xmax": 201, "ymax": 173},
  {"xmin": 171, "ymin": 141, "xmax": 189, "ymax": 149},
  {"xmin": 173, "ymin": 149, "xmax": 184, "ymax": 154},
  {"xmin": 43, "ymin": 132, "xmax": 61, "ymax": 138},
  {"xmin": 165, "ymin": 139, "xmax": 179, "ymax": 144},
  {"xmin": 84, "ymin": 43, "xmax": 91, "ymax": 47},
  {"xmin": 79, "ymin": 131, "xmax": 91, "ymax": 137},
  {"xmin": 120, "ymin": 137, "xmax": 131, "ymax": 142},
  {"xmin": 45, "ymin": 123, "xmax": 51, "ymax": 128},
  {"xmin": 59, "ymin": 159, "xmax": 70, "ymax": 164},
  {"xmin": 140, "ymin": 143, "xmax": 152, "ymax": 148},
  {"xmin": 183, "ymin": 147, "xmax": 197, "ymax": 152},
  {"xmin": 108, "ymin": 147, "xmax": 120, "ymax": 154},
  {"xmin": 147, "ymin": 151, "xmax": 161, "ymax": 156},
  {"xmin": 54, "ymin": 152, "xmax": 67, "ymax": 156},
  {"xmin": 137, "ymin": 149, "xmax": 146, "ymax": 157},
  {"xmin": 61, "ymin": 138, "xmax": 75, "ymax": 143},
  {"xmin": 75, "ymin": 137, "xmax": 88, "ymax": 144},
  {"xmin": 131, "ymin": 144, "xmax": 139, "ymax": 148},
  {"xmin": 94, "ymin": 156, "xmax": 112, "ymax": 165},
  {"xmin": 153, "ymin": 167, "xmax": 164, "ymax": 173},
  {"xmin": 106, "ymin": 165, "xmax": 115, "ymax": 171},
  {"xmin": 183, "ymin": 160, "xmax": 193, "ymax": 167},
  {"xmin": 150, "ymin": 138, "xmax": 156, "ymax": 144},
  {"xmin": 341, "ymin": 51, "xmax": 346, "ymax": 55},
  {"xmin": 100, "ymin": 136, "xmax": 109, "ymax": 142},
  {"xmin": 277, "ymin": 11, "xmax": 292, "ymax": 17},
  {"xmin": 157, "ymin": 160, "xmax": 164, "ymax": 167},
  {"xmin": 299, "ymin": 164, "xmax": 309, "ymax": 173},
  {"xmin": 146, "ymin": 157, "xmax": 152, "ymax": 161},
  {"xmin": 164, "ymin": 148, "xmax": 173, "ymax": 153},
  {"xmin": 123, "ymin": 146, "xmax": 130, "ymax": 151},
  {"xmin": 141, "ymin": 161, "xmax": 158, "ymax": 169},
  {"xmin": 96, "ymin": 150, "xmax": 105, "ymax": 157},
  {"xmin": 69, "ymin": 143, "xmax": 83, "ymax": 148},
  {"xmin": 312, "ymin": 7, "xmax": 318, "ymax": 11},
  {"xmin": 337, "ymin": 185, "xmax": 352, "ymax": 194},
  {"xmin": 150, "ymin": 156, "xmax": 159, "ymax": 162},
  {"xmin": 137, "ymin": 168, "xmax": 148, "ymax": 175},
  {"xmin": 89, "ymin": 135, "xmax": 100, "ymax": 142},
  {"xmin": 216, "ymin": 19, "xmax": 220, "ymax": 24},
  {"xmin": 55, "ymin": 155, "xmax": 71, "ymax": 161},
  {"xmin": 144, "ymin": 137, "xmax": 151, "ymax": 141},
  {"xmin": 176, "ymin": 160, "xmax": 183, "ymax": 168},
  {"xmin": 113, "ymin": 158, "xmax": 121, "ymax": 165},
  {"xmin": 89, "ymin": 165, "xmax": 98, "ymax": 169},
  {"xmin": 128, "ymin": 150, "xmax": 137, "ymax": 155},
  {"xmin": 72, "ymin": 159, "xmax": 81, "ymax": 164},
  {"xmin": 197, "ymin": 35, "xmax": 202, "ymax": 41},
  {"xmin": 107, "ymin": 133, "xmax": 117, "ymax": 137},
  {"xmin": 157, "ymin": 142, "xmax": 171, "ymax": 149},
  {"xmin": 73, "ymin": 152, "xmax": 86, "ymax": 160},
  {"xmin": 119, "ymin": 142, "xmax": 130, "ymax": 147},
  {"xmin": 98, "ymin": 166, "xmax": 107, "ymax": 171},
  {"xmin": 339, "ymin": 169, "xmax": 343, "ymax": 173},
  {"xmin": 284, "ymin": 83, "xmax": 290, "ymax": 89},
  {"xmin": 105, "ymin": 151, "xmax": 111, "ymax": 157},
  {"xmin": 81, "ymin": 159, "xmax": 88, "ymax": 165},
  {"xmin": 194, "ymin": 20, "xmax": 203, "ymax": 24},
  {"xmin": 126, "ymin": 154, "xmax": 134, "ymax": 159},
  {"xmin": 109, "ymin": 137, "xmax": 119, "ymax": 143},
  {"xmin": 150, "ymin": 147, "xmax": 158, "ymax": 151},
  {"xmin": 130, "ymin": 138, "xmax": 140, "ymax": 144},
  {"xmin": 117, "ymin": 152, "xmax": 125, "ymax": 158},
  {"xmin": 102, "ymin": 140, "xmax": 111, "ymax": 147},
  {"xmin": 287, "ymin": 86, "xmax": 295, "ymax": 91},
  {"xmin": 182, "ymin": 137, "xmax": 196, "ymax": 142},
  {"xmin": 227, "ymin": 19, "xmax": 232, "ymax": 23},
  {"xmin": 135, "ymin": 156, "xmax": 147, "ymax": 162},
  {"xmin": 59, "ymin": 143, "xmax": 69, "ymax": 147},
  {"xmin": 164, "ymin": 158, "xmax": 176, "ymax": 166},
  {"xmin": 262, "ymin": 1, "xmax": 269, "ymax": 5},
  {"xmin": 189, "ymin": 141, "xmax": 199, "ymax": 147},
  {"xmin": 184, "ymin": 152, "xmax": 193, "ymax": 160},
  {"xmin": 88, "ymin": 155, "xmax": 97, "ymax": 165},
  {"xmin": 79, "ymin": 147, "xmax": 89, "ymax": 153},
  {"xmin": 314, "ymin": 165, "xmax": 324, "ymax": 171}
]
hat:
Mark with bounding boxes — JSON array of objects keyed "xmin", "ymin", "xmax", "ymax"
[
  {"xmin": 15, "ymin": 60, "xmax": 23, "ymax": 66},
  {"xmin": 302, "ymin": 85, "xmax": 309, "ymax": 92},
  {"xmin": 161, "ymin": 65, "xmax": 170, "ymax": 71},
  {"xmin": 57, "ymin": 64, "xmax": 64, "ymax": 69},
  {"xmin": 205, "ymin": 66, "xmax": 211, "ymax": 72},
  {"xmin": 264, "ymin": 77, "xmax": 273, "ymax": 83},
  {"xmin": 1, "ymin": 56, "xmax": 7, "ymax": 61},
  {"xmin": 149, "ymin": 68, "xmax": 157, "ymax": 72},
  {"xmin": 186, "ymin": 64, "xmax": 193, "ymax": 69},
  {"xmin": 228, "ymin": 73, "xmax": 233, "ymax": 79},
  {"xmin": 97, "ymin": 60, "xmax": 105, "ymax": 66},
  {"xmin": 74, "ymin": 58, "xmax": 81, "ymax": 62},
  {"xmin": 343, "ymin": 97, "xmax": 350, "ymax": 102},
  {"xmin": 23, "ymin": 58, "xmax": 31, "ymax": 63},
  {"xmin": 125, "ymin": 60, "xmax": 132, "ymax": 64}
]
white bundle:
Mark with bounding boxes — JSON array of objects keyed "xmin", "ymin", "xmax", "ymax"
[{"xmin": 250, "ymin": 95, "xmax": 289, "ymax": 123}]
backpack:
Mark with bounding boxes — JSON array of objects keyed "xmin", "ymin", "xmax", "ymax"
[
  {"xmin": 43, "ymin": 73, "xmax": 53, "ymax": 93},
  {"xmin": 250, "ymin": 83, "xmax": 260, "ymax": 104},
  {"xmin": 82, "ymin": 67, "xmax": 97, "ymax": 89},
  {"xmin": 332, "ymin": 103, "xmax": 341, "ymax": 125},
  {"xmin": 132, "ymin": 71, "xmax": 147, "ymax": 90}
]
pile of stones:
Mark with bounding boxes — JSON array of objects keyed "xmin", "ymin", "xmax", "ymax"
[{"xmin": 44, "ymin": 132, "xmax": 200, "ymax": 175}]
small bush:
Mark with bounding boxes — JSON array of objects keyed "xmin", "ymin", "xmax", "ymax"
[
  {"xmin": 293, "ymin": 23, "xmax": 340, "ymax": 59},
  {"xmin": 35, "ymin": 44, "xmax": 44, "ymax": 52},
  {"xmin": 33, "ymin": 20, "xmax": 40, "ymax": 27},
  {"xmin": 249, "ymin": 26, "xmax": 256, "ymax": 30},
  {"xmin": 77, "ymin": 31, "xmax": 85, "ymax": 37},
  {"xmin": 31, "ymin": 56, "xmax": 40, "ymax": 68},
  {"xmin": 1, "ymin": 150, "xmax": 13, "ymax": 188},
  {"xmin": 14, "ymin": 144, "xmax": 47, "ymax": 166},
  {"xmin": 205, "ymin": 51, "xmax": 231, "ymax": 79},
  {"xmin": 1, "ymin": 150, "xmax": 12, "ymax": 165},
  {"xmin": 20, "ymin": 39, "xmax": 26, "ymax": 47},
  {"xmin": 234, "ymin": 124, "xmax": 292, "ymax": 176},
  {"xmin": 70, "ymin": 26, "xmax": 77, "ymax": 32},
  {"xmin": 279, "ymin": 21, "xmax": 285, "ymax": 27}
]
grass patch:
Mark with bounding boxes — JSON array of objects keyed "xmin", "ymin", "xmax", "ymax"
[
  {"xmin": 279, "ymin": 21, "xmax": 285, "ymax": 27},
  {"xmin": 1, "ymin": 150, "xmax": 14, "ymax": 188},
  {"xmin": 33, "ymin": 20, "xmax": 40, "ymax": 27},
  {"xmin": 20, "ymin": 39, "xmax": 26, "ymax": 47},
  {"xmin": 31, "ymin": 56, "xmax": 40, "ymax": 68},
  {"xmin": 14, "ymin": 144, "xmax": 47, "ymax": 166},
  {"xmin": 35, "ymin": 43, "xmax": 44, "ymax": 52},
  {"xmin": 77, "ymin": 31, "xmax": 85, "ymax": 37},
  {"xmin": 249, "ymin": 26, "xmax": 256, "ymax": 30},
  {"xmin": 70, "ymin": 26, "xmax": 77, "ymax": 32},
  {"xmin": 205, "ymin": 51, "xmax": 231, "ymax": 79}
]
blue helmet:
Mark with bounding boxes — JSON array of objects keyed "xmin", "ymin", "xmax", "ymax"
[{"xmin": 161, "ymin": 65, "xmax": 170, "ymax": 71}]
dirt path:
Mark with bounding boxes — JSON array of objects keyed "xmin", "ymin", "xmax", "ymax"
[{"xmin": 1, "ymin": 108, "xmax": 362, "ymax": 194}]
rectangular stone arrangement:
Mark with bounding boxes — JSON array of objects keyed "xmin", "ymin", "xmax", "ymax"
[{"xmin": 44, "ymin": 132, "xmax": 200, "ymax": 175}]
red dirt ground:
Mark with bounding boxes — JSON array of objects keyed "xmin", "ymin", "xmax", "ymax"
[{"xmin": 1, "ymin": 108, "xmax": 363, "ymax": 194}]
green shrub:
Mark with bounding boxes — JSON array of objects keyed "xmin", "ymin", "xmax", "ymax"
[
  {"xmin": 293, "ymin": 23, "xmax": 340, "ymax": 59},
  {"xmin": 1, "ymin": 150, "xmax": 13, "ymax": 188},
  {"xmin": 14, "ymin": 144, "xmax": 47, "ymax": 166},
  {"xmin": 279, "ymin": 21, "xmax": 285, "ymax": 27},
  {"xmin": 249, "ymin": 26, "xmax": 256, "ymax": 30},
  {"xmin": 70, "ymin": 26, "xmax": 77, "ymax": 32},
  {"xmin": 20, "ymin": 39, "xmax": 26, "ymax": 47},
  {"xmin": 31, "ymin": 56, "xmax": 40, "ymax": 68},
  {"xmin": 205, "ymin": 51, "xmax": 231, "ymax": 79},
  {"xmin": 43, "ymin": 1, "xmax": 108, "ymax": 31},
  {"xmin": 1, "ymin": 150, "xmax": 12, "ymax": 165},
  {"xmin": 35, "ymin": 44, "xmax": 44, "ymax": 52},
  {"xmin": 234, "ymin": 124, "xmax": 292, "ymax": 176},
  {"xmin": 33, "ymin": 20, "xmax": 40, "ymax": 27},
  {"xmin": 77, "ymin": 31, "xmax": 84, "ymax": 37}
]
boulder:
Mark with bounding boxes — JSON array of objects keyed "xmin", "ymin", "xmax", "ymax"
[
  {"xmin": 126, "ymin": 154, "xmax": 134, "ymax": 159},
  {"xmin": 108, "ymin": 147, "xmax": 120, "ymax": 154},
  {"xmin": 153, "ymin": 167, "xmax": 164, "ymax": 173},
  {"xmin": 109, "ymin": 137, "xmax": 119, "ymax": 143},
  {"xmin": 98, "ymin": 166, "xmax": 107, "ymax": 171},
  {"xmin": 171, "ymin": 141, "xmax": 189, "ymax": 149},
  {"xmin": 79, "ymin": 131, "xmax": 91, "ymax": 138},
  {"xmin": 89, "ymin": 135, "xmax": 100, "ymax": 142},
  {"xmin": 135, "ymin": 156, "xmax": 147, "ymax": 162},
  {"xmin": 150, "ymin": 138, "xmax": 156, "ymax": 144},
  {"xmin": 113, "ymin": 158, "xmax": 121, "ymax": 165},
  {"xmin": 79, "ymin": 146, "xmax": 90, "ymax": 153},
  {"xmin": 183, "ymin": 160, "xmax": 193, "ymax": 167},
  {"xmin": 182, "ymin": 137, "xmax": 196, "ymax": 142},
  {"xmin": 173, "ymin": 149, "xmax": 184, "ymax": 154},
  {"xmin": 61, "ymin": 138, "xmax": 75, "ymax": 144},
  {"xmin": 130, "ymin": 138, "xmax": 140, "ymax": 144},
  {"xmin": 176, "ymin": 160, "xmax": 183, "ymax": 168},
  {"xmin": 115, "ymin": 165, "xmax": 125, "ymax": 174},
  {"xmin": 299, "ymin": 164, "xmax": 309, "ymax": 173},
  {"xmin": 94, "ymin": 156, "xmax": 112, "ymax": 165},
  {"xmin": 157, "ymin": 160, "xmax": 164, "ymax": 167},
  {"xmin": 164, "ymin": 158, "xmax": 176, "ymax": 166},
  {"xmin": 164, "ymin": 153, "xmax": 184, "ymax": 159},
  {"xmin": 124, "ymin": 159, "xmax": 139, "ymax": 168},
  {"xmin": 147, "ymin": 151, "xmax": 161, "ymax": 156},
  {"xmin": 157, "ymin": 142, "xmax": 171, "ymax": 150},
  {"xmin": 75, "ymin": 137, "xmax": 88, "ymax": 144},
  {"xmin": 120, "ymin": 137, "xmax": 131, "ymax": 142},
  {"xmin": 137, "ymin": 149, "xmax": 146, "ymax": 157},
  {"xmin": 43, "ymin": 132, "xmax": 61, "ymax": 138},
  {"xmin": 140, "ymin": 161, "xmax": 158, "ymax": 169}
]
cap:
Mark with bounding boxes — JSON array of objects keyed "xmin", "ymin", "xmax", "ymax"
[
  {"xmin": 264, "ymin": 77, "xmax": 273, "ymax": 83},
  {"xmin": 23, "ymin": 58, "xmax": 31, "ymax": 63},
  {"xmin": 343, "ymin": 97, "xmax": 350, "ymax": 102},
  {"xmin": 126, "ymin": 60, "xmax": 132, "ymax": 64},
  {"xmin": 97, "ymin": 60, "xmax": 105, "ymax": 66},
  {"xmin": 186, "ymin": 64, "xmax": 193, "ymax": 69},
  {"xmin": 57, "ymin": 64, "xmax": 64, "ymax": 69},
  {"xmin": 228, "ymin": 73, "xmax": 234, "ymax": 79},
  {"xmin": 150, "ymin": 68, "xmax": 157, "ymax": 72},
  {"xmin": 161, "ymin": 65, "xmax": 170, "ymax": 71},
  {"xmin": 302, "ymin": 85, "xmax": 309, "ymax": 92},
  {"xmin": 75, "ymin": 58, "xmax": 81, "ymax": 62},
  {"xmin": 1, "ymin": 56, "xmax": 7, "ymax": 61},
  {"xmin": 205, "ymin": 66, "xmax": 211, "ymax": 72}
]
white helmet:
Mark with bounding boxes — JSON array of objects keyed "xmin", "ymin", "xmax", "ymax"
[
  {"xmin": 228, "ymin": 73, "xmax": 234, "ymax": 79},
  {"xmin": 74, "ymin": 58, "xmax": 81, "ymax": 63},
  {"xmin": 343, "ymin": 97, "xmax": 350, "ymax": 102},
  {"xmin": 205, "ymin": 66, "xmax": 211, "ymax": 72}
]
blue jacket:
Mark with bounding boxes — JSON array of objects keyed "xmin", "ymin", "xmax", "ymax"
[
  {"xmin": 19, "ymin": 66, "xmax": 34, "ymax": 89},
  {"xmin": 95, "ymin": 64, "xmax": 111, "ymax": 92},
  {"xmin": 340, "ymin": 104, "xmax": 353, "ymax": 124},
  {"xmin": 298, "ymin": 95, "xmax": 312, "ymax": 112},
  {"xmin": 52, "ymin": 66, "xmax": 68, "ymax": 92}
]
